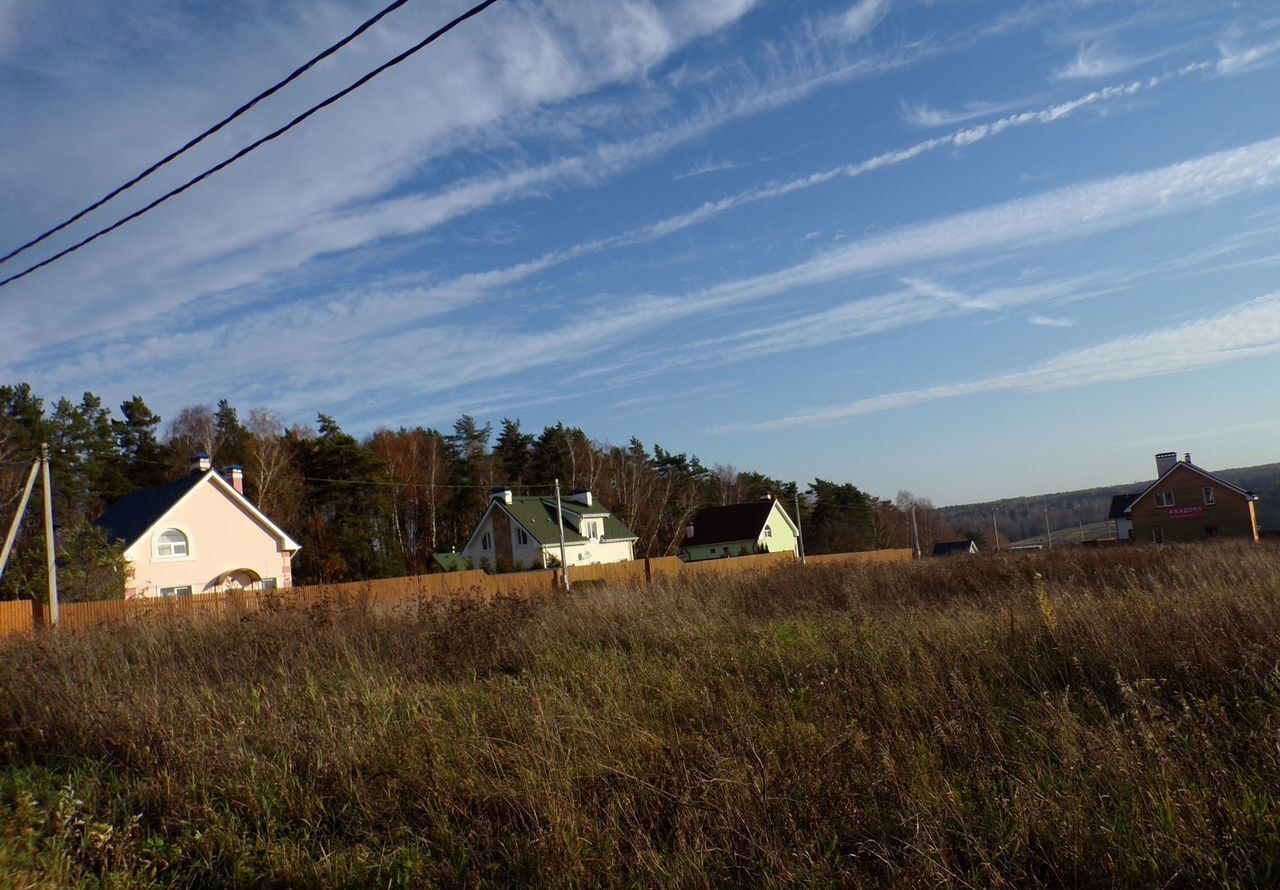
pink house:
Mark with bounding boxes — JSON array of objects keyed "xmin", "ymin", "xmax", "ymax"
[{"xmin": 95, "ymin": 455, "xmax": 301, "ymax": 598}]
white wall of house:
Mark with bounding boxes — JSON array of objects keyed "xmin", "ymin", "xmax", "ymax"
[
  {"xmin": 557, "ymin": 537, "xmax": 634, "ymax": 566},
  {"xmin": 461, "ymin": 507, "xmax": 635, "ymax": 570},
  {"xmin": 123, "ymin": 480, "xmax": 294, "ymax": 597}
]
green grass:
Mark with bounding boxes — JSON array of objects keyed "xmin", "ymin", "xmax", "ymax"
[{"xmin": 2, "ymin": 542, "xmax": 1280, "ymax": 886}]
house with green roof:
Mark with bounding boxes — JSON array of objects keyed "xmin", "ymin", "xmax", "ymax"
[{"xmin": 460, "ymin": 488, "xmax": 638, "ymax": 572}]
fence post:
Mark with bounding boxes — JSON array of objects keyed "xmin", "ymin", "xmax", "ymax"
[{"xmin": 29, "ymin": 597, "xmax": 46, "ymax": 630}]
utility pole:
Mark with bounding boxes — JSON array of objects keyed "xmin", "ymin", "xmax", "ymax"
[
  {"xmin": 0, "ymin": 459, "xmax": 40, "ymax": 581},
  {"xmin": 555, "ymin": 478, "xmax": 569, "ymax": 591},
  {"xmin": 1044, "ymin": 508, "xmax": 1053, "ymax": 551},
  {"xmin": 793, "ymin": 489, "xmax": 806, "ymax": 566},
  {"xmin": 911, "ymin": 503, "xmax": 921, "ymax": 559},
  {"xmin": 992, "ymin": 508, "xmax": 1000, "ymax": 552},
  {"xmin": 41, "ymin": 443, "xmax": 59, "ymax": 625}
]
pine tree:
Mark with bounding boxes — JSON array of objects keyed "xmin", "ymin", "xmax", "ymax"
[
  {"xmin": 296, "ymin": 414, "xmax": 399, "ymax": 582},
  {"xmin": 493, "ymin": 418, "xmax": 534, "ymax": 489},
  {"xmin": 114, "ymin": 395, "xmax": 168, "ymax": 490}
]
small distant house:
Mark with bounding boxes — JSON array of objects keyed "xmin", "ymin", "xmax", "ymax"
[
  {"xmin": 1113, "ymin": 451, "xmax": 1260, "ymax": 544},
  {"xmin": 1107, "ymin": 494, "xmax": 1136, "ymax": 541},
  {"xmin": 95, "ymin": 455, "xmax": 301, "ymax": 598},
  {"xmin": 679, "ymin": 496, "xmax": 799, "ymax": 562},
  {"xmin": 933, "ymin": 540, "xmax": 979, "ymax": 557},
  {"xmin": 460, "ymin": 488, "xmax": 637, "ymax": 571},
  {"xmin": 430, "ymin": 552, "xmax": 471, "ymax": 573}
]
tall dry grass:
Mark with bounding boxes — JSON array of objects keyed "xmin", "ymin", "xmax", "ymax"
[{"xmin": 2, "ymin": 542, "xmax": 1280, "ymax": 886}]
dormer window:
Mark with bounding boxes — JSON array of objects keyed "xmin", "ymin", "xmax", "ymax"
[
  {"xmin": 156, "ymin": 529, "xmax": 189, "ymax": 558},
  {"xmin": 587, "ymin": 521, "xmax": 599, "ymax": 539}
]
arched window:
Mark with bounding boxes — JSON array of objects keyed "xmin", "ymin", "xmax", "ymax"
[
  {"xmin": 764, "ymin": 524, "xmax": 773, "ymax": 538},
  {"xmin": 156, "ymin": 529, "xmax": 189, "ymax": 557}
]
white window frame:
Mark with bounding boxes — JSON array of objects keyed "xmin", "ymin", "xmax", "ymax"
[
  {"xmin": 764, "ymin": 524, "xmax": 773, "ymax": 539},
  {"xmin": 587, "ymin": 520, "xmax": 599, "ymax": 539},
  {"xmin": 1202, "ymin": 487, "xmax": 1215, "ymax": 506},
  {"xmin": 1155, "ymin": 491, "xmax": 1175, "ymax": 508},
  {"xmin": 158, "ymin": 585, "xmax": 192, "ymax": 597},
  {"xmin": 1152, "ymin": 528, "xmax": 1165, "ymax": 544},
  {"xmin": 153, "ymin": 526, "xmax": 194, "ymax": 561}
]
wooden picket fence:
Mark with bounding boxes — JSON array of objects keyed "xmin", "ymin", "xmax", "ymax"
[{"xmin": 1, "ymin": 548, "xmax": 912, "ymax": 640}]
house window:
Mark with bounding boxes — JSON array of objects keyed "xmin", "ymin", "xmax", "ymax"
[
  {"xmin": 159, "ymin": 585, "xmax": 192, "ymax": 597},
  {"xmin": 587, "ymin": 521, "xmax": 599, "ymax": 539},
  {"xmin": 1155, "ymin": 491, "xmax": 1175, "ymax": 508},
  {"xmin": 481, "ymin": 532, "xmax": 492, "ymax": 550},
  {"xmin": 259, "ymin": 578, "xmax": 278, "ymax": 590},
  {"xmin": 1203, "ymin": 487, "xmax": 1215, "ymax": 505},
  {"xmin": 1152, "ymin": 528, "xmax": 1165, "ymax": 544},
  {"xmin": 764, "ymin": 524, "xmax": 773, "ymax": 539},
  {"xmin": 156, "ymin": 529, "xmax": 189, "ymax": 557},
  {"xmin": 516, "ymin": 528, "xmax": 530, "ymax": 546}
]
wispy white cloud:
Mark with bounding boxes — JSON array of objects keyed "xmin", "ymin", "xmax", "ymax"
[
  {"xmin": 1028, "ymin": 314, "xmax": 1076, "ymax": 327},
  {"xmin": 382, "ymin": 62, "xmax": 1181, "ymax": 323},
  {"xmin": 1053, "ymin": 41, "xmax": 1146, "ymax": 80},
  {"xmin": 1216, "ymin": 38, "xmax": 1280, "ymax": 76},
  {"xmin": 899, "ymin": 96, "xmax": 1027, "ymax": 128},
  {"xmin": 683, "ymin": 276, "xmax": 1097, "ymax": 366},
  {"xmin": 673, "ymin": 156, "xmax": 741, "ymax": 180},
  {"xmin": 14, "ymin": 127, "xmax": 1280, "ymax": 418},
  {"xmin": 719, "ymin": 293, "xmax": 1280, "ymax": 432},
  {"xmin": 827, "ymin": 0, "xmax": 891, "ymax": 42}
]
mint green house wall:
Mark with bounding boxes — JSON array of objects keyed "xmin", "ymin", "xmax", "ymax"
[
  {"xmin": 684, "ymin": 540, "xmax": 757, "ymax": 561},
  {"xmin": 683, "ymin": 501, "xmax": 799, "ymax": 562}
]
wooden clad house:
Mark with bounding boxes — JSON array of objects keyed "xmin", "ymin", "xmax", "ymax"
[{"xmin": 1115, "ymin": 451, "xmax": 1260, "ymax": 544}]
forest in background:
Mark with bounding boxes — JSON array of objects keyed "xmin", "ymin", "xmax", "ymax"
[
  {"xmin": 943, "ymin": 463, "xmax": 1280, "ymax": 542},
  {"xmin": 0, "ymin": 384, "xmax": 958, "ymax": 600}
]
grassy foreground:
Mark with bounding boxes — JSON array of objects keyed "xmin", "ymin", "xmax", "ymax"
[{"xmin": 2, "ymin": 544, "xmax": 1280, "ymax": 887}]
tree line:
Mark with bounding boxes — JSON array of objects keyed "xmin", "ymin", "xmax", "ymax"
[{"xmin": 0, "ymin": 383, "xmax": 960, "ymax": 600}]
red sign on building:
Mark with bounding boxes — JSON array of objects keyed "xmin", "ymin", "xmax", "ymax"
[{"xmin": 1167, "ymin": 506, "xmax": 1204, "ymax": 520}]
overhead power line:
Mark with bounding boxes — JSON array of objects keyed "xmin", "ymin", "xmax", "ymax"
[
  {"xmin": 0, "ymin": 0, "xmax": 503, "ymax": 292},
  {"xmin": 0, "ymin": 0, "xmax": 416, "ymax": 269}
]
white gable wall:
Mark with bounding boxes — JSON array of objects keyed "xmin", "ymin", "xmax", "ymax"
[
  {"xmin": 123, "ymin": 479, "xmax": 293, "ymax": 597},
  {"xmin": 460, "ymin": 506, "xmax": 635, "ymax": 570}
]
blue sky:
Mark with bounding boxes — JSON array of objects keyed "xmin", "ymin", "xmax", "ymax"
[{"xmin": 2, "ymin": 0, "xmax": 1279, "ymax": 504}]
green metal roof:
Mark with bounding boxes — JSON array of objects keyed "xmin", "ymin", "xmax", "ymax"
[
  {"xmin": 431, "ymin": 552, "xmax": 471, "ymax": 572},
  {"xmin": 499, "ymin": 496, "xmax": 637, "ymax": 546}
]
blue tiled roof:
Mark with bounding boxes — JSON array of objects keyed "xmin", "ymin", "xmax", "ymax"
[{"xmin": 94, "ymin": 472, "xmax": 207, "ymax": 546}]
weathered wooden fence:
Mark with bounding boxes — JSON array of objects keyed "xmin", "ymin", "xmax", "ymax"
[{"xmin": 2, "ymin": 548, "xmax": 913, "ymax": 639}]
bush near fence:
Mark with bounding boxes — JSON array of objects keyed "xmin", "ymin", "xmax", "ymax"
[{"xmin": 1, "ymin": 548, "xmax": 912, "ymax": 639}]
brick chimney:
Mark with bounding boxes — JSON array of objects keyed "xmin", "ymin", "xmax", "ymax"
[{"xmin": 225, "ymin": 465, "xmax": 244, "ymax": 495}]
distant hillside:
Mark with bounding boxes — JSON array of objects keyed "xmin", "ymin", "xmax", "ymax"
[{"xmin": 943, "ymin": 462, "xmax": 1280, "ymax": 543}]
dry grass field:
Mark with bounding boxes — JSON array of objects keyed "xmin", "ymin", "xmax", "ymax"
[{"xmin": 2, "ymin": 542, "xmax": 1280, "ymax": 886}]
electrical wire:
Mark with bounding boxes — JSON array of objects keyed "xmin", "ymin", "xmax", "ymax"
[
  {"xmin": 0, "ymin": 0, "xmax": 416, "ymax": 269},
  {"xmin": 0, "ymin": 0, "xmax": 503, "ymax": 291}
]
